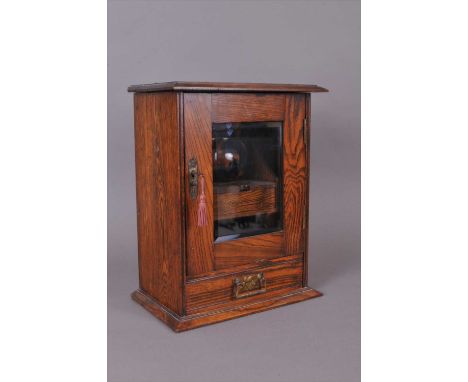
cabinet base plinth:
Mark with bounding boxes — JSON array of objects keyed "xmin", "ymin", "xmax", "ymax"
[{"xmin": 131, "ymin": 287, "xmax": 322, "ymax": 332}]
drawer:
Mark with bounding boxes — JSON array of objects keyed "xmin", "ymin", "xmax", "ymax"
[
  {"xmin": 214, "ymin": 180, "xmax": 278, "ymax": 220},
  {"xmin": 185, "ymin": 260, "xmax": 304, "ymax": 315}
]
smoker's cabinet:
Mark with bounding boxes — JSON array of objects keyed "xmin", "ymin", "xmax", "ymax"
[{"xmin": 128, "ymin": 82, "xmax": 328, "ymax": 331}]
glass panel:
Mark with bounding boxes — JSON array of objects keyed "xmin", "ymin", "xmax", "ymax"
[{"xmin": 213, "ymin": 121, "xmax": 283, "ymax": 243}]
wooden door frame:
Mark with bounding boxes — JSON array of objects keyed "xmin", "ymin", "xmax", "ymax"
[{"xmin": 183, "ymin": 93, "xmax": 307, "ymax": 279}]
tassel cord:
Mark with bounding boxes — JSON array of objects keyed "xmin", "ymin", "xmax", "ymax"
[{"xmin": 197, "ymin": 174, "xmax": 208, "ymax": 227}]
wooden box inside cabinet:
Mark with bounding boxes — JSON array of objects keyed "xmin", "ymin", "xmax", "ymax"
[{"xmin": 128, "ymin": 81, "xmax": 328, "ymax": 332}]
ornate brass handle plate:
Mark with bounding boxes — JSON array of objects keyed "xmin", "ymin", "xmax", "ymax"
[
  {"xmin": 233, "ymin": 273, "xmax": 266, "ymax": 299},
  {"xmin": 188, "ymin": 158, "xmax": 198, "ymax": 199}
]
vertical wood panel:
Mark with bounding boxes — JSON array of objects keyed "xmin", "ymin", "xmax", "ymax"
[
  {"xmin": 134, "ymin": 92, "xmax": 183, "ymax": 314},
  {"xmin": 177, "ymin": 92, "xmax": 187, "ymax": 310},
  {"xmin": 283, "ymin": 94, "xmax": 307, "ymax": 255},
  {"xmin": 303, "ymin": 94, "xmax": 311, "ymax": 286},
  {"xmin": 184, "ymin": 93, "xmax": 215, "ymax": 276}
]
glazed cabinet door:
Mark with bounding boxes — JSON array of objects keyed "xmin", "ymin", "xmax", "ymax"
[{"xmin": 184, "ymin": 93, "xmax": 307, "ymax": 278}]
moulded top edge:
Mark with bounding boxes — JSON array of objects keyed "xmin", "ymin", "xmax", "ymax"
[{"xmin": 127, "ymin": 81, "xmax": 329, "ymax": 93}]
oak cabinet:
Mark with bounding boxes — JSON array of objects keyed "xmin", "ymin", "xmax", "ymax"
[{"xmin": 128, "ymin": 82, "xmax": 327, "ymax": 331}]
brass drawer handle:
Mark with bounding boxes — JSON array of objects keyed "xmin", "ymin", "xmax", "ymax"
[{"xmin": 233, "ymin": 273, "xmax": 266, "ymax": 299}]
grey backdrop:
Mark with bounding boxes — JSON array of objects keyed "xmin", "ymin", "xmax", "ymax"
[{"xmin": 108, "ymin": 1, "xmax": 360, "ymax": 381}]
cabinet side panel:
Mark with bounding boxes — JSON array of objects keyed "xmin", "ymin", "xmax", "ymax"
[
  {"xmin": 134, "ymin": 92, "xmax": 183, "ymax": 314},
  {"xmin": 184, "ymin": 93, "xmax": 215, "ymax": 277},
  {"xmin": 304, "ymin": 94, "xmax": 311, "ymax": 286},
  {"xmin": 283, "ymin": 94, "xmax": 307, "ymax": 255}
]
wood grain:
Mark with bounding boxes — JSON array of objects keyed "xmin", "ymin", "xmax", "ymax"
[
  {"xmin": 130, "ymin": 86, "xmax": 326, "ymax": 331},
  {"xmin": 185, "ymin": 260, "xmax": 303, "ymax": 314},
  {"xmin": 128, "ymin": 81, "xmax": 329, "ymax": 94},
  {"xmin": 134, "ymin": 92, "xmax": 183, "ymax": 314},
  {"xmin": 303, "ymin": 94, "xmax": 311, "ymax": 286},
  {"xmin": 184, "ymin": 93, "xmax": 215, "ymax": 276},
  {"xmin": 132, "ymin": 287, "xmax": 322, "ymax": 332},
  {"xmin": 212, "ymin": 94, "xmax": 285, "ymax": 123},
  {"xmin": 283, "ymin": 94, "xmax": 307, "ymax": 255},
  {"xmin": 188, "ymin": 254, "xmax": 303, "ymax": 281},
  {"xmin": 177, "ymin": 92, "xmax": 187, "ymax": 307},
  {"xmin": 214, "ymin": 231, "xmax": 284, "ymax": 269},
  {"xmin": 214, "ymin": 182, "xmax": 277, "ymax": 220}
]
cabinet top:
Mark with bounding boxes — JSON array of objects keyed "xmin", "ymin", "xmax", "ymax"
[{"xmin": 127, "ymin": 81, "xmax": 328, "ymax": 93}]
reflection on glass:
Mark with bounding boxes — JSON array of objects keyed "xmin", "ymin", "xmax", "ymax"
[{"xmin": 213, "ymin": 121, "xmax": 283, "ymax": 243}]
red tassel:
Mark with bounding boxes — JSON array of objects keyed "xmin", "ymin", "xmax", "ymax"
[{"xmin": 197, "ymin": 175, "xmax": 208, "ymax": 227}]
